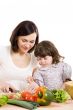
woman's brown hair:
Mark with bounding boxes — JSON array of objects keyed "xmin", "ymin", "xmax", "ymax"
[{"xmin": 10, "ymin": 20, "xmax": 39, "ymax": 53}]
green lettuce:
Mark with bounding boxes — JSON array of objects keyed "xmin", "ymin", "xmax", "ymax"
[
  {"xmin": 0, "ymin": 95, "xmax": 8, "ymax": 106},
  {"xmin": 51, "ymin": 89, "xmax": 70, "ymax": 103}
]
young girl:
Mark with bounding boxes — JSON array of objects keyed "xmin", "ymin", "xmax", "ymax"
[{"xmin": 32, "ymin": 40, "xmax": 72, "ymax": 90}]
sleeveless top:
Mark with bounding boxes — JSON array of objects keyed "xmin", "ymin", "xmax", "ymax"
[{"xmin": 0, "ymin": 46, "xmax": 37, "ymax": 90}]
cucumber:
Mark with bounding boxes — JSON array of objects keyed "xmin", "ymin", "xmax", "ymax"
[
  {"xmin": 27, "ymin": 101, "xmax": 39, "ymax": 107},
  {"xmin": 7, "ymin": 99, "xmax": 36, "ymax": 110}
]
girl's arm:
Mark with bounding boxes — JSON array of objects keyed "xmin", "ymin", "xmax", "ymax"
[
  {"xmin": 32, "ymin": 69, "xmax": 44, "ymax": 86},
  {"xmin": 62, "ymin": 63, "xmax": 72, "ymax": 82}
]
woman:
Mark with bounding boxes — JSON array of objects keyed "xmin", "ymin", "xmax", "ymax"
[{"xmin": 0, "ymin": 20, "xmax": 39, "ymax": 92}]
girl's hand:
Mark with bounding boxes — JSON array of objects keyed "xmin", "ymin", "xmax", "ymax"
[
  {"xmin": 0, "ymin": 82, "xmax": 15, "ymax": 93},
  {"xmin": 26, "ymin": 81, "xmax": 39, "ymax": 93},
  {"xmin": 26, "ymin": 76, "xmax": 34, "ymax": 84}
]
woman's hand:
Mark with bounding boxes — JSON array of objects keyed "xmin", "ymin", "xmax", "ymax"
[{"xmin": 0, "ymin": 82, "xmax": 15, "ymax": 93}]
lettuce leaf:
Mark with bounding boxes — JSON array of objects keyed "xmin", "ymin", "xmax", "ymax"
[
  {"xmin": 0, "ymin": 95, "xmax": 8, "ymax": 106},
  {"xmin": 51, "ymin": 89, "xmax": 70, "ymax": 103}
]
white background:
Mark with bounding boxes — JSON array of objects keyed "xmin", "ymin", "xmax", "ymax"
[{"xmin": 0, "ymin": 0, "xmax": 73, "ymax": 79}]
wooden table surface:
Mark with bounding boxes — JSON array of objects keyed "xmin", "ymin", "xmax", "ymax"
[{"xmin": 0, "ymin": 100, "xmax": 73, "ymax": 110}]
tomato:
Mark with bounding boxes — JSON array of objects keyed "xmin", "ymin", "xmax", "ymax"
[
  {"xmin": 28, "ymin": 95, "xmax": 35, "ymax": 101},
  {"xmin": 33, "ymin": 95, "xmax": 38, "ymax": 102},
  {"xmin": 21, "ymin": 91, "xmax": 35, "ymax": 101},
  {"xmin": 21, "ymin": 91, "xmax": 32, "ymax": 98}
]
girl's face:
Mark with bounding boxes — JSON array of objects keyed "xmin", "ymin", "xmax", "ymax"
[
  {"xmin": 17, "ymin": 32, "xmax": 37, "ymax": 54},
  {"xmin": 37, "ymin": 56, "xmax": 53, "ymax": 67}
]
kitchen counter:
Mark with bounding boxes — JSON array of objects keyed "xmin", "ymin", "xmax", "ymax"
[
  {"xmin": 37, "ymin": 100, "xmax": 73, "ymax": 110},
  {"xmin": 0, "ymin": 100, "xmax": 73, "ymax": 110}
]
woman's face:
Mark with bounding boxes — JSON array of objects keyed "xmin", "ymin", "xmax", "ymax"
[{"xmin": 17, "ymin": 32, "xmax": 37, "ymax": 54}]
